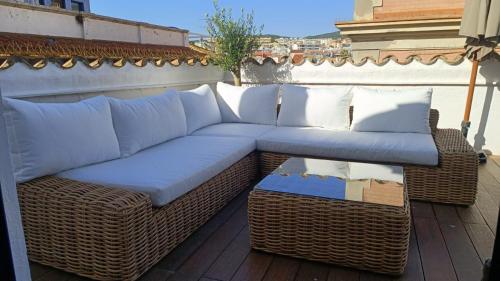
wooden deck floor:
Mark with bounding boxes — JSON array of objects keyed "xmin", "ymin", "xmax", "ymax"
[{"xmin": 30, "ymin": 157, "xmax": 500, "ymax": 281}]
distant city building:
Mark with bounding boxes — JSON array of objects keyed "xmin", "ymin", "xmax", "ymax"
[
  {"xmin": 258, "ymin": 37, "xmax": 274, "ymax": 45},
  {"xmin": 254, "ymin": 37, "xmax": 352, "ymax": 62},
  {"xmin": 336, "ymin": 0, "xmax": 466, "ymax": 63},
  {"xmin": 187, "ymin": 30, "xmax": 352, "ymax": 62},
  {"xmin": 15, "ymin": 0, "xmax": 90, "ymax": 12}
]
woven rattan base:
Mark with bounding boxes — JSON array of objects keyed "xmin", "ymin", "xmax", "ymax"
[
  {"xmin": 258, "ymin": 129, "xmax": 478, "ymax": 205},
  {"xmin": 18, "ymin": 153, "xmax": 257, "ymax": 281},
  {"xmin": 248, "ymin": 188, "xmax": 411, "ymax": 275}
]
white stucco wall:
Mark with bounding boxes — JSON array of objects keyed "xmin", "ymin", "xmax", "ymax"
[
  {"xmin": 0, "ymin": 62, "xmax": 225, "ymax": 100},
  {"xmin": 1, "ymin": 58, "xmax": 498, "ymax": 154},
  {"xmin": 0, "ymin": 2, "xmax": 188, "ymax": 46},
  {"xmin": 242, "ymin": 59, "xmax": 500, "ymax": 155}
]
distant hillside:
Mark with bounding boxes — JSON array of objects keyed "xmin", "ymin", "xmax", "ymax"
[
  {"xmin": 304, "ymin": 31, "xmax": 341, "ymax": 39},
  {"xmin": 260, "ymin": 34, "xmax": 289, "ymax": 39},
  {"xmin": 258, "ymin": 32, "xmax": 341, "ymax": 40}
]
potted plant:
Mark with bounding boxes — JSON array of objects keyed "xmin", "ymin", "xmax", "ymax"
[{"xmin": 206, "ymin": 1, "xmax": 262, "ymax": 86}]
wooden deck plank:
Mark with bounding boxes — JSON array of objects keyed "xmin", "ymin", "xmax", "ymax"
[
  {"xmin": 262, "ymin": 256, "xmax": 301, "ymax": 281},
  {"xmin": 230, "ymin": 251, "xmax": 273, "ymax": 281},
  {"xmin": 433, "ymin": 204, "xmax": 483, "ymax": 281},
  {"xmin": 36, "ymin": 269, "xmax": 77, "ymax": 281},
  {"xmin": 456, "ymin": 204, "xmax": 487, "ymax": 225},
  {"xmin": 359, "ymin": 273, "xmax": 398, "ymax": 281},
  {"xmin": 138, "ymin": 268, "xmax": 173, "ymax": 281},
  {"xmin": 294, "ymin": 261, "xmax": 330, "ymax": 281},
  {"xmin": 479, "ymin": 164, "xmax": 500, "ymax": 186},
  {"xmin": 204, "ymin": 226, "xmax": 252, "ymax": 281},
  {"xmin": 167, "ymin": 200, "xmax": 249, "ymax": 281},
  {"xmin": 327, "ymin": 267, "xmax": 360, "ymax": 281},
  {"xmin": 157, "ymin": 188, "xmax": 251, "ymax": 271},
  {"xmin": 413, "ymin": 202, "xmax": 457, "ymax": 281},
  {"xmin": 433, "ymin": 204, "xmax": 461, "ymax": 224},
  {"xmin": 31, "ymin": 262, "xmax": 93, "ymax": 281},
  {"xmin": 479, "ymin": 167, "xmax": 500, "ymax": 205},
  {"xmin": 490, "ymin": 156, "xmax": 500, "ymax": 168},
  {"xmin": 475, "ymin": 185, "xmax": 499, "ymax": 233},
  {"xmin": 30, "ymin": 263, "xmax": 54, "ymax": 280},
  {"xmin": 464, "ymin": 223, "xmax": 495, "ymax": 263},
  {"xmin": 410, "ymin": 201, "xmax": 434, "ymax": 218},
  {"xmin": 397, "ymin": 220, "xmax": 424, "ymax": 281},
  {"xmin": 483, "ymin": 159, "xmax": 500, "ymax": 186}
]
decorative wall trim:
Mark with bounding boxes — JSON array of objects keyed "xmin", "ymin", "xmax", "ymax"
[
  {"xmin": 245, "ymin": 53, "xmax": 470, "ymax": 67},
  {"xmin": 0, "ymin": 33, "xmax": 207, "ymax": 70},
  {"xmin": 2, "ymin": 32, "xmax": 497, "ymax": 71}
]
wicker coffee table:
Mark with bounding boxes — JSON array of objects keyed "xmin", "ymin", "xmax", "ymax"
[{"xmin": 248, "ymin": 157, "xmax": 410, "ymax": 275}]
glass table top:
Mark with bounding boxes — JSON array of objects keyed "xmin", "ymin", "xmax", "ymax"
[{"xmin": 255, "ymin": 158, "xmax": 405, "ymax": 207}]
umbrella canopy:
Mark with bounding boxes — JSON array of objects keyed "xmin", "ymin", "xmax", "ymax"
[
  {"xmin": 459, "ymin": 0, "xmax": 500, "ymax": 60},
  {"xmin": 458, "ymin": 0, "xmax": 499, "ymax": 140}
]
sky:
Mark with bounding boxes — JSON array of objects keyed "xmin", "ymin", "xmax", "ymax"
[{"xmin": 91, "ymin": 0, "xmax": 354, "ymax": 38}]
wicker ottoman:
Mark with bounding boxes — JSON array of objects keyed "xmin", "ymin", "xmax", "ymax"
[{"xmin": 248, "ymin": 157, "xmax": 411, "ymax": 275}]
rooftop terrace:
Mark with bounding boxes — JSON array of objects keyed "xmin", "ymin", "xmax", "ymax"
[
  {"xmin": 1, "ymin": 1, "xmax": 499, "ymax": 281},
  {"xmin": 28, "ymin": 157, "xmax": 499, "ymax": 281}
]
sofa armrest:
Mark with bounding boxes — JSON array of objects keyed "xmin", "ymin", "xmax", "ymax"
[
  {"xmin": 17, "ymin": 176, "xmax": 154, "ymax": 281},
  {"xmin": 434, "ymin": 128, "xmax": 477, "ymax": 157},
  {"xmin": 429, "ymin": 109, "xmax": 439, "ymax": 135},
  {"xmin": 405, "ymin": 128, "xmax": 478, "ymax": 205}
]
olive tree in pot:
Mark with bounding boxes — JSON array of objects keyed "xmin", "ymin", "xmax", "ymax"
[{"xmin": 206, "ymin": 1, "xmax": 262, "ymax": 86}]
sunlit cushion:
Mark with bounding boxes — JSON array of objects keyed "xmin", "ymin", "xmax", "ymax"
[
  {"xmin": 108, "ymin": 92, "xmax": 187, "ymax": 157},
  {"xmin": 191, "ymin": 123, "xmax": 275, "ymax": 139},
  {"xmin": 58, "ymin": 136, "xmax": 256, "ymax": 207},
  {"xmin": 350, "ymin": 87, "xmax": 433, "ymax": 134},
  {"xmin": 3, "ymin": 96, "xmax": 120, "ymax": 182},
  {"xmin": 178, "ymin": 84, "xmax": 222, "ymax": 134},
  {"xmin": 278, "ymin": 84, "xmax": 352, "ymax": 130},
  {"xmin": 216, "ymin": 82, "xmax": 279, "ymax": 125},
  {"xmin": 257, "ymin": 127, "xmax": 438, "ymax": 166}
]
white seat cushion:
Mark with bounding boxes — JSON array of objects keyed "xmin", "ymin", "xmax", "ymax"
[
  {"xmin": 351, "ymin": 87, "xmax": 433, "ymax": 134},
  {"xmin": 178, "ymin": 84, "xmax": 222, "ymax": 134},
  {"xmin": 278, "ymin": 84, "xmax": 352, "ymax": 130},
  {"xmin": 108, "ymin": 92, "xmax": 187, "ymax": 157},
  {"xmin": 57, "ymin": 136, "xmax": 256, "ymax": 207},
  {"xmin": 3, "ymin": 96, "xmax": 120, "ymax": 183},
  {"xmin": 216, "ymin": 82, "xmax": 279, "ymax": 125},
  {"xmin": 191, "ymin": 123, "xmax": 275, "ymax": 139},
  {"xmin": 257, "ymin": 127, "xmax": 438, "ymax": 166}
]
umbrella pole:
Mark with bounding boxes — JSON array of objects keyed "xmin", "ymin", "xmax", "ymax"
[
  {"xmin": 461, "ymin": 58, "xmax": 479, "ymax": 137},
  {"xmin": 461, "ymin": 58, "xmax": 487, "ymax": 164}
]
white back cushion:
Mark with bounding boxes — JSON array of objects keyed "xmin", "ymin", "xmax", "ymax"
[
  {"xmin": 216, "ymin": 82, "xmax": 279, "ymax": 125},
  {"xmin": 278, "ymin": 84, "xmax": 352, "ymax": 130},
  {"xmin": 2, "ymin": 96, "xmax": 120, "ymax": 182},
  {"xmin": 351, "ymin": 87, "xmax": 433, "ymax": 134},
  {"xmin": 178, "ymin": 84, "xmax": 222, "ymax": 134},
  {"xmin": 108, "ymin": 92, "xmax": 187, "ymax": 157}
]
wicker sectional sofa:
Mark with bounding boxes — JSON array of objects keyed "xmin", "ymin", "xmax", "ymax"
[{"xmin": 5, "ymin": 83, "xmax": 478, "ymax": 280}]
